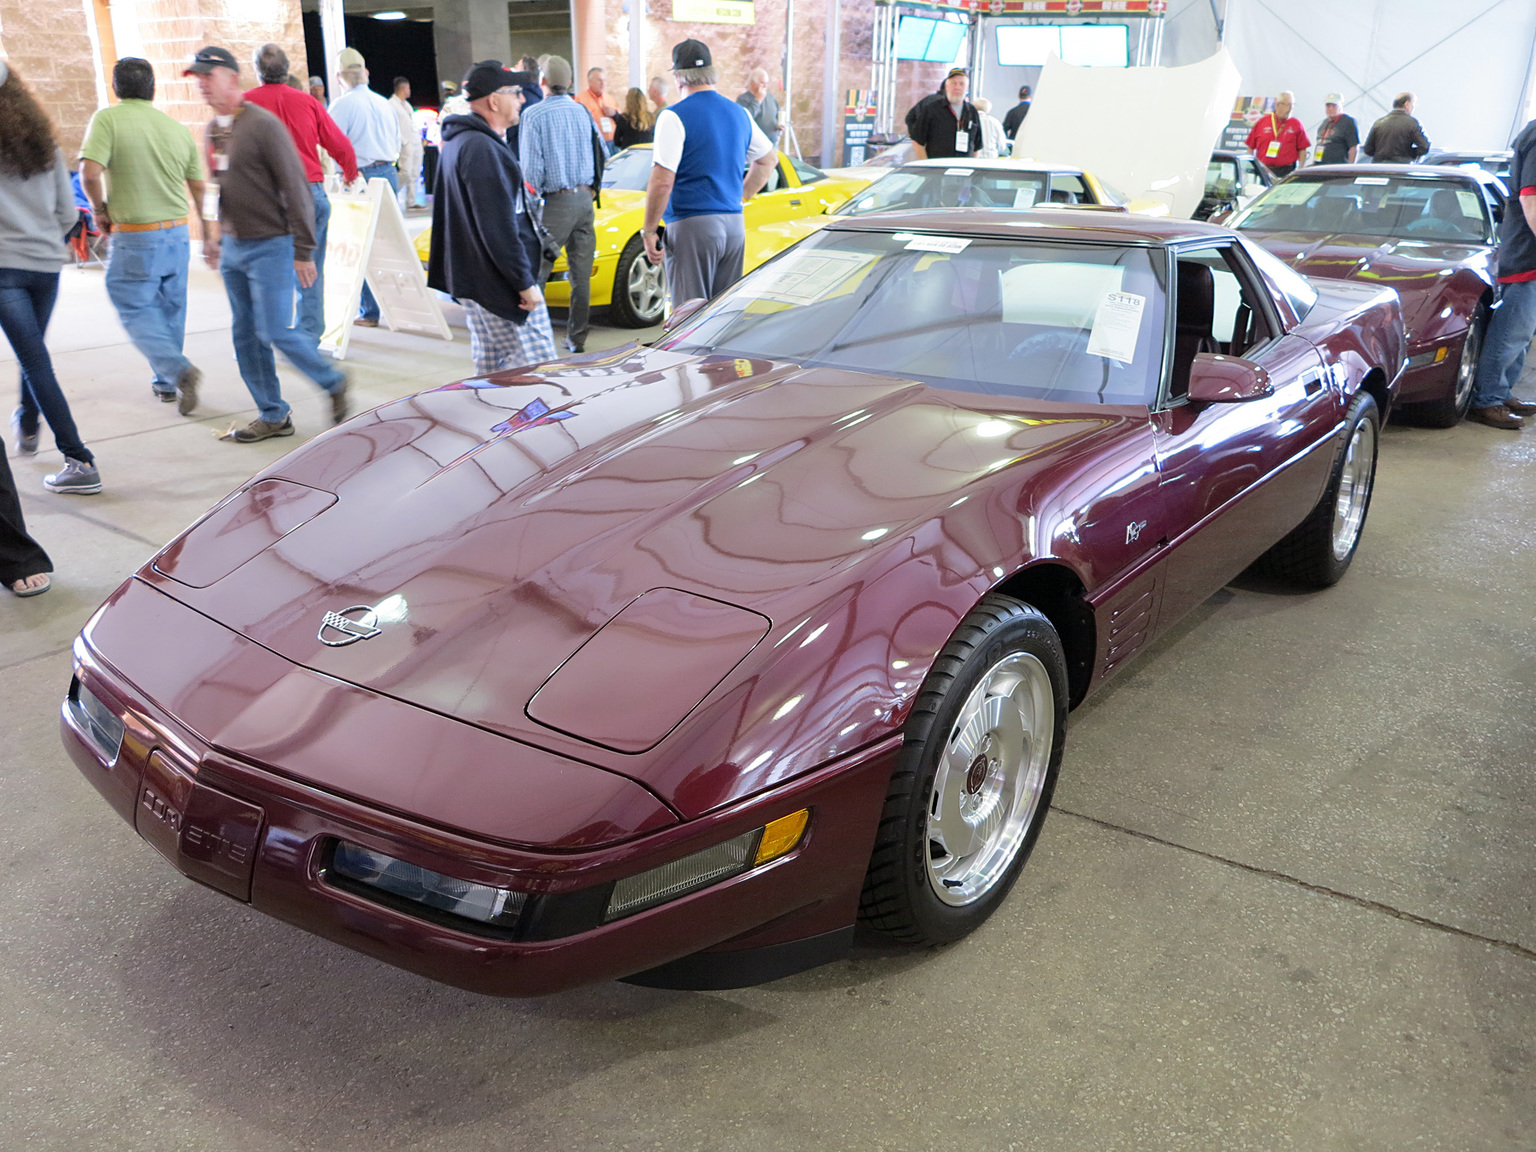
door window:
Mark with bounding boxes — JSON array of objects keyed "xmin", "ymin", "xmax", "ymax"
[
  {"xmin": 1169, "ymin": 245, "xmax": 1276, "ymax": 398},
  {"xmin": 1048, "ymin": 173, "xmax": 1089, "ymax": 204}
]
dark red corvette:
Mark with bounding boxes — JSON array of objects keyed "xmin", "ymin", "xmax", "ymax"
[
  {"xmin": 1227, "ymin": 164, "xmax": 1502, "ymax": 426},
  {"xmin": 63, "ymin": 211, "xmax": 1405, "ymax": 995}
]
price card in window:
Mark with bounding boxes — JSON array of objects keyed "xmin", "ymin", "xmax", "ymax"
[
  {"xmin": 1013, "ymin": 187, "xmax": 1038, "ymax": 207},
  {"xmin": 1086, "ymin": 291, "xmax": 1145, "ymax": 364},
  {"xmin": 1455, "ymin": 190, "xmax": 1484, "ymax": 217},
  {"xmin": 904, "ymin": 235, "xmax": 971, "ymax": 253},
  {"xmin": 749, "ymin": 250, "xmax": 877, "ymax": 306}
]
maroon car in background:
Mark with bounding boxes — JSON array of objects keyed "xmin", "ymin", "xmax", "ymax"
[
  {"xmin": 1226, "ymin": 164, "xmax": 1502, "ymax": 427},
  {"xmin": 62, "ymin": 211, "xmax": 1405, "ymax": 996}
]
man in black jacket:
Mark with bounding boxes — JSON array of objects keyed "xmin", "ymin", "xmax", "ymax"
[
  {"xmin": 905, "ymin": 68, "xmax": 982, "ymax": 160},
  {"xmin": 1002, "ymin": 85, "xmax": 1031, "ymax": 140},
  {"xmin": 427, "ymin": 61, "xmax": 557, "ymax": 374},
  {"xmin": 1364, "ymin": 92, "xmax": 1430, "ymax": 164}
]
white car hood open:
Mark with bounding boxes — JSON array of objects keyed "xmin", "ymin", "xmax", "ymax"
[{"xmin": 1016, "ymin": 48, "xmax": 1242, "ymax": 220}]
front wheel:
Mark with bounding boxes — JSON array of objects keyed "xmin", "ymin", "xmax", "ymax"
[
  {"xmin": 1253, "ymin": 391, "xmax": 1380, "ymax": 588},
  {"xmin": 1408, "ymin": 304, "xmax": 1486, "ymax": 428},
  {"xmin": 859, "ymin": 594, "xmax": 1067, "ymax": 946},
  {"xmin": 608, "ymin": 234, "xmax": 666, "ymax": 327}
]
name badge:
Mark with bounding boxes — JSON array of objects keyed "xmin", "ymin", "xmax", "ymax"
[
  {"xmin": 1265, "ymin": 140, "xmax": 1281, "ymax": 159},
  {"xmin": 1314, "ymin": 145, "xmax": 1326, "ymax": 162},
  {"xmin": 600, "ymin": 116, "xmax": 615, "ymax": 135},
  {"xmin": 214, "ymin": 153, "xmax": 230, "ymax": 172},
  {"xmin": 955, "ymin": 130, "xmax": 970, "ymax": 154}
]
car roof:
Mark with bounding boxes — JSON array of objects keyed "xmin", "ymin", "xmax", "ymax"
[
  {"xmin": 1289, "ymin": 163, "xmax": 1498, "ymax": 188},
  {"xmin": 824, "ymin": 207, "xmax": 1231, "ymax": 245},
  {"xmin": 1210, "ymin": 150, "xmax": 1257, "ymax": 162},
  {"xmin": 899, "ymin": 157, "xmax": 1086, "ymax": 175}
]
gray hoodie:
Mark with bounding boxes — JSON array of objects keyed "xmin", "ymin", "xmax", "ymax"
[{"xmin": 0, "ymin": 147, "xmax": 77, "ymax": 273}]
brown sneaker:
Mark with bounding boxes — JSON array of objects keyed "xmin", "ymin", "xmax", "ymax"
[
  {"xmin": 1504, "ymin": 396, "xmax": 1536, "ymax": 417},
  {"xmin": 1467, "ymin": 404, "xmax": 1524, "ymax": 430},
  {"xmin": 229, "ymin": 416, "xmax": 296, "ymax": 443},
  {"xmin": 175, "ymin": 365, "xmax": 201, "ymax": 416},
  {"xmin": 328, "ymin": 373, "xmax": 350, "ymax": 425}
]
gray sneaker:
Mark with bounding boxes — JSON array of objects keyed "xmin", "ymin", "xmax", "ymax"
[
  {"xmin": 10, "ymin": 408, "xmax": 38, "ymax": 455},
  {"xmin": 44, "ymin": 458, "xmax": 102, "ymax": 494},
  {"xmin": 175, "ymin": 365, "xmax": 202, "ymax": 416},
  {"xmin": 229, "ymin": 416, "xmax": 295, "ymax": 443}
]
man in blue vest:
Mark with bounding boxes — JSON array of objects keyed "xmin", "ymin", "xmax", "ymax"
[{"xmin": 640, "ymin": 39, "xmax": 777, "ymax": 306}]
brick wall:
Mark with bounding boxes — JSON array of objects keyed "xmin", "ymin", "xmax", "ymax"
[
  {"xmin": 0, "ymin": 0, "xmax": 307, "ymax": 159},
  {"xmin": 0, "ymin": 0, "xmax": 101, "ymax": 165}
]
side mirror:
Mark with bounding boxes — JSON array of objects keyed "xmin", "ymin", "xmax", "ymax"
[
  {"xmin": 1241, "ymin": 182, "xmax": 1265, "ymax": 198},
  {"xmin": 662, "ymin": 297, "xmax": 708, "ymax": 333},
  {"xmin": 1187, "ymin": 352, "xmax": 1273, "ymax": 402},
  {"xmin": 1208, "ymin": 208, "xmax": 1232, "ymax": 226}
]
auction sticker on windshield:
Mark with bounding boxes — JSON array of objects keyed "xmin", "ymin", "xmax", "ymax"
[
  {"xmin": 750, "ymin": 250, "xmax": 878, "ymax": 306},
  {"xmin": 1085, "ymin": 291, "xmax": 1145, "ymax": 364},
  {"xmin": 905, "ymin": 235, "xmax": 971, "ymax": 254},
  {"xmin": 1262, "ymin": 182, "xmax": 1318, "ymax": 205}
]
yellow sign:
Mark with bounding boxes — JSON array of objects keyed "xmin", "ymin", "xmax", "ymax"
[{"xmin": 671, "ymin": 0, "xmax": 755, "ymax": 24}]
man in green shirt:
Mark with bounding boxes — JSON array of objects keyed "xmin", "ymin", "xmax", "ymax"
[{"xmin": 80, "ymin": 57, "xmax": 208, "ymax": 414}]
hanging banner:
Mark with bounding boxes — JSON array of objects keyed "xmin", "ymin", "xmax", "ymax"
[
  {"xmin": 671, "ymin": 0, "xmax": 756, "ymax": 23},
  {"xmin": 321, "ymin": 177, "xmax": 452, "ymax": 360},
  {"xmin": 1222, "ymin": 95, "xmax": 1275, "ymax": 152},
  {"xmin": 842, "ymin": 90, "xmax": 878, "ymax": 167},
  {"xmin": 879, "ymin": 0, "xmax": 1166, "ymax": 14}
]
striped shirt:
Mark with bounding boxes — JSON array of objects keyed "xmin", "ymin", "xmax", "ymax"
[{"xmin": 518, "ymin": 94, "xmax": 596, "ymax": 195}]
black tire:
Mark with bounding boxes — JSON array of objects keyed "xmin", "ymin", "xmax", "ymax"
[
  {"xmin": 1253, "ymin": 391, "xmax": 1380, "ymax": 588},
  {"xmin": 859, "ymin": 594, "xmax": 1067, "ymax": 946},
  {"xmin": 1407, "ymin": 304, "xmax": 1486, "ymax": 428},
  {"xmin": 608, "ymin": 234, "xmax": 666, "ymax": 328}
]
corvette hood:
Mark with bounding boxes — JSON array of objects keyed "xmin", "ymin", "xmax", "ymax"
[
  {"xmin": 146, "ymin": 347, "xmax": 1116, "ymax": 787},
  {"xmin": 1245, "ymin": 229, "xmax": 1491, "ymax": 342}
]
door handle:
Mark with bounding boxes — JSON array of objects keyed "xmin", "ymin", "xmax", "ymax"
[
  {"xmin": 789, "ymin": 199, "xmax": 802, "ymax": 207},
  {"xmin": 1299, "ymin": 367, "xmax": 1325, "ymax": 395}
]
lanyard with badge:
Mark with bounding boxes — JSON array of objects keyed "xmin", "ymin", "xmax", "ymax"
[
  {"xmin": 204, "ymin": 106, "xmax": 242, "ymax": 219},
  {"xmin": 1265, "ymin": 111, "xmax": 1283, "ymax": 160},
  {"xmin": 1314, "ymin": 116, "xmax": 1335, "ymax": 163},
  {"xmin": 954, "ymin": 106, "xmax": 970, "ymax": 155}
]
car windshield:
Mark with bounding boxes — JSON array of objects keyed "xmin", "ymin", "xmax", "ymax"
[
  {"xmin": 1231, "ymin": 173, "xmax": 1490, "ymax": 243},
  {"xmin": 602, "ymin": 147, "xmax": 653, "ymax": 191},
  {"xmin": 837, "ymin": 166, "xmax": 1056, "ymax": 216},
  {"xmin": 662, "ymin": 229, "xmax": 1167, "ymax": 407},
  {"xmin": 1206, "ymin": 157, "xmax": 1239, "ymax": 198}
]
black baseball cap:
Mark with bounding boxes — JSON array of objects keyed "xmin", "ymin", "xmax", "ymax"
[
  {"xmin": 672, "ymin": 39, "xmax": 711, "ymax": 69},
  {"xmin": 463, "ymin": 60, "xmax": 531, "ymax": 100},
  {"xmin": 184, "ymin": 46, "xmax": 239, "ymax": 76}
]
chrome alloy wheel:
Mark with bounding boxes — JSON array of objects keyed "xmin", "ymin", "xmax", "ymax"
[
  {"xmin": 1453, "ymin": 323, "xmax": 1481, "ymax": 411},
  {"xmin": 1331, "ymin": 414, "xmax": 1377, "ymax": 561},
  {"xmin": 627, "ymin": 253, "xmax": 666, "ymax": 324},
  {"xmin": 926, "ymin": 652, "xmax": 1054, "ymax": 906}
]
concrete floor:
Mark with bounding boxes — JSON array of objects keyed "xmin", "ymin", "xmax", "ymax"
[{"xmin": 1, "ymin": 264, "xmax": 1533, "ymax": 1151}]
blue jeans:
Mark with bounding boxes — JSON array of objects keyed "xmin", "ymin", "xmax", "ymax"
[
  {"xmin": 105, "ymin": 223, "xmax": 192, "ymax": 392},
  {"xmin": 0, "ymin": 266, "xmax": 91, "ymax": 464},
  {"xmin": 219, "ymin": 235, "xmax": 345, "ymax": 424},
  {"xmin": 357, "ymin": 162, "xmax": 398, "ymax": 322},
  {"xmin": 1473, "ymin": 279, "xmax": 1536, "ymax": 409},
  {"xmin": 297, "ymin": 183, "xmax": 330, "ymax": 343}
]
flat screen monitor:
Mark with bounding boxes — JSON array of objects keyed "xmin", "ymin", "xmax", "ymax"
[
  {"xmin": 996, "ymin": 25, "xmax": 1061, "ymax": 67},
  {"xmin": 926, "ymin": 20, "xmax": 968, "ymax": 64},
  {"xmin": 896, "ymin": 15, "xmax": 968, "ymax": 63},
  {"xmin": 1059, "ymin": 24, "xmax": 1129, "ymax": 67}
]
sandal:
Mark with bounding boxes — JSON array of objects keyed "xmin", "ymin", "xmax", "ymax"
[{"xmin": 9, "ymin": 573, "xmax": 50, "ymax": 597}]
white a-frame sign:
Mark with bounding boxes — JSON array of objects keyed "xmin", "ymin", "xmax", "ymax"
[{"xmin": 321, "ymin": 177, "xmax": 451, "ymax": 359}]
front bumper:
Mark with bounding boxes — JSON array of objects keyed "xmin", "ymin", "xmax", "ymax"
[
  {"xmin": 62, "ymin": 590, "xmax": 895, "ymax": 996},
  {"xmin": 1397, "ymin": 331, "xmax": 1466, "ymax": 405}
]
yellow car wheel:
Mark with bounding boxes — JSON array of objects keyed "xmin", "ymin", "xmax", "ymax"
[{"xmin": 610, "ymin": 234, "xmax": 667, "ymax": 328}]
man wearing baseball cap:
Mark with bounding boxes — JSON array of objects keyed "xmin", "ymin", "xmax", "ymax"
[
  {"xmin": 427, "ymin": 61, "xmax": 557, "ymax": 375},
  {"xmin": 904, "ymin": 68, "xmax": 982, "ymax": 161},
  {"xmin": 640, "ymin": 39, "xmax": 777, "ymax": 307},
  {"xmin": 1313, "ymin": 93, "xmax": 1359, "ymax": 166},
  {"xmin": 186, "ymin": 45, "xmax": 349, "ymax": 442}
]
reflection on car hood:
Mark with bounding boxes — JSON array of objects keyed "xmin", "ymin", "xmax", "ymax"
[
  {"xmin": 1244, "ymin": 229, "xmax": 1492, "ymax": 341},
  {"xmin": 146, "ymin": 346, "xmax": 1117, "ymax": 802}
]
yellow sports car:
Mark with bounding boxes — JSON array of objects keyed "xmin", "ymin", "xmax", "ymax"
[
  {"xmin": 413, "ymin": 146, "xmax": 875, "ymax": 327},
  {"xmin": 742, "ymin": 158, "xmax": 1167, "ymax": 275}
]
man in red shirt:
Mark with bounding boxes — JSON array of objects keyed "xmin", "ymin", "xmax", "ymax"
[
  {"xmin": 246, "ymin": 43, "xmax": 360, "ymax": 342},
  {"xmin": 1245, "ymin": 90, "xmax": 1310, "ymax": 178}
]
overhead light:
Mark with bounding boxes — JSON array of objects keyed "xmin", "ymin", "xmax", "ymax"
[{"xmin": 372, "ymin": 10, "xmax": 407, "ymax": 18}]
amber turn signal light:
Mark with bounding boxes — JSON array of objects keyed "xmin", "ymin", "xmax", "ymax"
[{"xmin": 755, "ymin": 809, "xmax": 810, "ymax": 865}]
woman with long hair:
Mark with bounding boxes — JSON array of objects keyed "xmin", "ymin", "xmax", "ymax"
[
  {"xmin": 612, "ymin": 87, "xmax": 655, "ymax": 150},
  {"xmin": 0, "ymin": 61, "xmax": 102, "ymax": 495}
]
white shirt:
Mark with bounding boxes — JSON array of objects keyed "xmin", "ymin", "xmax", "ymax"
[{"xmin": 652, "ymin": 99, "xmax": 775, "ymax": 173}]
